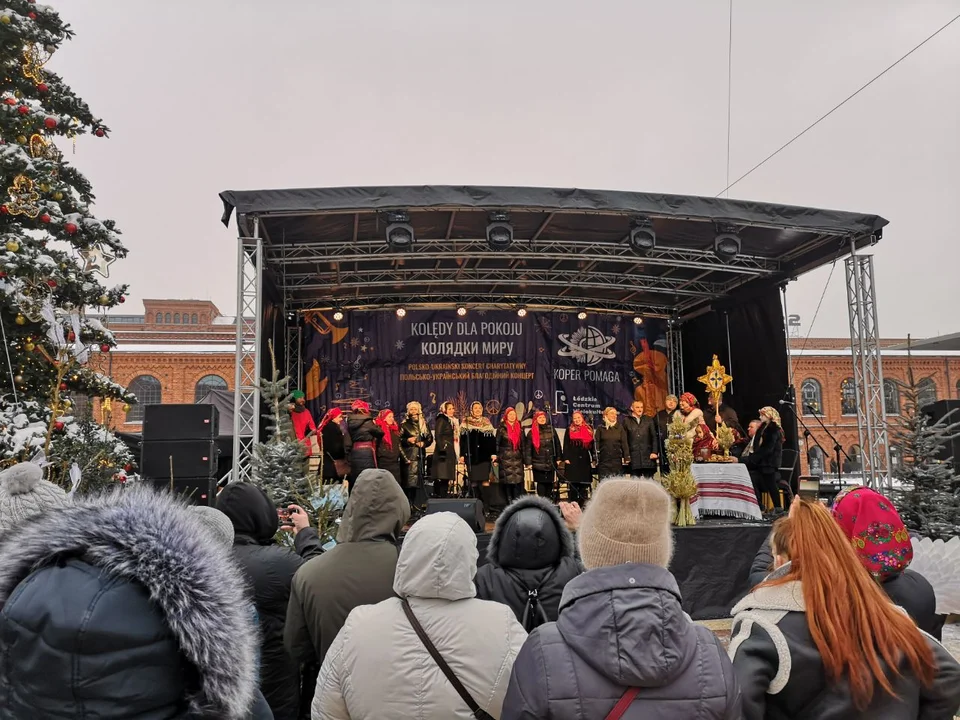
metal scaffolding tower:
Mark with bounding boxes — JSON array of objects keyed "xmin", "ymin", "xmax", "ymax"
[
  {"xmin": 667, "ymin": 320, "xmax": 684, "ymax": 397},
  {"xmin": 845, "ymin": 246, "xmax": 890, "ymax": 490},
  {"xmin": 232, "ymin": 219, "xmax": 263, "ymax": 483}
]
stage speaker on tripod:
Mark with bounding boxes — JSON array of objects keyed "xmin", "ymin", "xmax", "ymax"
[{"xmin": 425, "ymin": 498, "xmax": 485, "ymax": 533}]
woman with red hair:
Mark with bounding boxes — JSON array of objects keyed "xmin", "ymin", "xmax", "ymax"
[
  {"xmin": 374, "ymin": 409, "xmax": 404, "ymax": 486},
  {"xmin": 730, "ymin": 498, "xmax": 960, "ymax": 719},
  {"xmin": 494, "ymin": 407, "xmax": 526, "ymax": 503}
]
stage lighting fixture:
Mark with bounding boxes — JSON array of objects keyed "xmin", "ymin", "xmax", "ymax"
[
  {"xmin": 332, "ymin": 309, "xmax": 344, "ymax": 322},
  {"xmin": 714, "ymin": 232, "xmax": 741, "ymax": 261},
  {"xmin": 577, "ymin": 309, "xmax": 588, "ymax": 321},
  {"xmin": 385, "ymin": 211, "xmax": 415, "ymax": 250},
  {"xmin": 628, "ymin": 219, "xmax": 656, "ymax": 254},
  {"xmin": 395, "ymin": 307, "xmax": 407, "ymax": 318},
  {"xmin": 456, "ymin": 305, "xmax": 467, "ymax": 317},
  {"xmin": 486, "ymin": 211, "xmax": 513, "ymax": 251},
  {"xmin": 633, "ymin": 316, "xmax": 643, "ymax": 325},
  {"xmin": 517, "ymin": 306, "xmax": 527, "ymax": 318}
]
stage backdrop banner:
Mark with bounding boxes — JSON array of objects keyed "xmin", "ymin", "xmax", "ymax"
[{"xmin": 302, "ymin": 310, "xmax": 668, "ymax": 425}]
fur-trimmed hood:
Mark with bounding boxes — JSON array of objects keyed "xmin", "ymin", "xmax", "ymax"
[
  {"xmin": 0, "ymin": 485, "xmax": 257, "ymax": 719},
  {"xmin": 487, "ymin": 495, "xmax": 575, "ymax": 570}
]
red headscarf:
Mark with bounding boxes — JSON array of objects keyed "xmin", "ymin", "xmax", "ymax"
[
  {"xmin": 680, "ymin": 392, "xmax": 699, "ymax": 408},
  {"xmin": 567, "ymin": 411, "xmax": 594, "ymax": 445},
  {"xmin": 351, "ymin": 399, "xmax": 371, "ymax": 414},
  {"xmin": 530, "ymin": 411, "xmax": 547, "ymax": 452},
  {"xmin": 374, "ymin": 409, "xmax": 397, "ymax": 449},
  {"xmin": 502, "ymin": 408, "xmax": 521, "ymax": 450},
  {"xmin": 318, "ymin": 407, "xmax": 343, "ymax": 431},
  {"xmin": 832, "ymin": 486, "xmax": 913, "ymax": 581}
]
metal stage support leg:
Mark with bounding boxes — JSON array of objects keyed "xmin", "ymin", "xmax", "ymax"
[
  {"xmin": 844, "ymin": 246, "xmax": 890, "ymax": 490},
  {"xmin": 286, "ymin": 325, "xmax": 302, "ymax": 389},
  {"xmin": 232, "ymin": 218, "xmax": 263, "ymax": 483},
  {"xmin": 667, "ymin": 320, "xmax": 684, "ymax": 397}
]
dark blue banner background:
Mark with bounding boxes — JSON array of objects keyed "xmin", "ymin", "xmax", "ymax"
[{"xmin": 303, "ymin": 310, "xmax": 669, "ymax": 426}]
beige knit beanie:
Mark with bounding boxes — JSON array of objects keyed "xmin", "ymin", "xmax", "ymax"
[{"xmin": 578, "ymin": 476, "xmax": 674, "ymax": 569}]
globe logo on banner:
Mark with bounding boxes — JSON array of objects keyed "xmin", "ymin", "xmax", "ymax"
[{"xmin": 557, "ymin": 326, "xmax": 616, "ymax": 367}]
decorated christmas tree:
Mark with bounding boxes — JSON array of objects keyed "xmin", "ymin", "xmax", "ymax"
[
  {"xmin": 0, "ymin": 2, "xmax": 134, "ymax": 484},
  {"xmin": 891, "ymin": 348, "xmax": 960, "ymax": 540}
]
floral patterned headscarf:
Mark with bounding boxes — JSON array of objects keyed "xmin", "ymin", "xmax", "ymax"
[
  {"xmin": 679, "ymin": 392, "xmax": 699, "ymax": 409},
  {"xmin": 832, "ymin": 486, "xmax": 913, "ymax": 581}
]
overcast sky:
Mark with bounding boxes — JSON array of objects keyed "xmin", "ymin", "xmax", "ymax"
[{"xmin": 52, "ymin": 0, "xmax": 959, "ymax": 339}]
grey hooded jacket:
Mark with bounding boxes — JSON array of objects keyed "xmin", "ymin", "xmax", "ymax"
[{"xmin": 503, "ymin": 563, "xmax": 742, "ymax": 719}]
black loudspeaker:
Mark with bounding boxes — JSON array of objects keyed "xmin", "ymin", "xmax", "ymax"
[
  {"xmin": 142, "ymin": 404, "xmax": 219, "ymax": 441},
  {"xmin": 149, "ymin": 477, "xmax": 217, "ymax": 507},
  {"xmin": 425, "ymin": 498, "xmax": 485, "ymax": 533},
  {"xmin": 923, "ymin": 400, "xmax": 960, "ymax": 471},
  {"xmin": 141, "ymin": 440, "xmax": 218, "ymax": 479}
]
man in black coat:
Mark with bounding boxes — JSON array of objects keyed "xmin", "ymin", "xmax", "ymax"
[
  {"xmin": 475, "ymin": 495, "xmax": 582, "ymax": 629},
  {"xmin": 623, "ymin": 400, "xmax": 659, "ymax": 478},
  {"xmin": 217, "ymin": 482, "xmax": 323, "ymax": 720}
]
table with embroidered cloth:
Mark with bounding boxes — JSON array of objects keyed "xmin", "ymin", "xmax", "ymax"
[{"xmin": 690, "ymin": 462, "xmax": 763, "ymax": 521}]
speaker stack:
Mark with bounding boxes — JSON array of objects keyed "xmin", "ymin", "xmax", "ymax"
[
  {"xmin": 924, "ymin": 400, "xmax": 960, "ymax": 473},
  {"xmin": 140, "ymin": 404, "xmax": 220, "ymax": 506}
]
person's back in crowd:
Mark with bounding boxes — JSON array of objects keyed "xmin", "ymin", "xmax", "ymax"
[
  {"xmin": 730, "ymin": 500, "xmax": 960, "ymax": 720},
  {"xmin": 503, "ymin": 477, "xmax": 742, "ymax": 719},
  {"xmin": 285, "ymin": 469, "xmax": 410, "ymax": 670},
  {"xmin": 0, "ymin": 485, "xmax": 267, "ymax": 719},
  {"xmin": 217, "ymin": 482, "xmax": 322, "ymax": 720},
  {"xmin": 312, "ymin": 512, "xmax": 527, "ymax": 719},
  {"xmin": 475, "ymin": 495, "xmax": 582, "ymax": 630}
]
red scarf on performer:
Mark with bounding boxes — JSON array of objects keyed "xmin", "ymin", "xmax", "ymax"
[
  {"xmin": 374, "ymin": 410, "xmax": 397, "ymax": 450},
  {"xmin": 530, "ymin": 411, "xmax": 547, "ymax": 451},
  {"xmin": 318, "ymin": 407, "xmax": 342, "ymax": 432},
  {"xmin": 503, "ymin": 410, "xmax": 521, "ymax": 451},
  {"xmin": 567, "ymin": 420, "xmax": 594, "ymax": 445}
]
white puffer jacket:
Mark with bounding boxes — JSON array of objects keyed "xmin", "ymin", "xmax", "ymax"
[{"xmin": 312, "ymin": 512, "xmax": 527, "ymax": 720}]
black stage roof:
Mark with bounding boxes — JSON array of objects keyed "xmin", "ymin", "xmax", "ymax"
[{"xmin": 219, "ymin": 185, "xmax": 887, "ymax": 320}]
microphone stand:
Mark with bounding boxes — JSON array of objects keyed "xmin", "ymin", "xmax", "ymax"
[{"xmin": 795, "ymin": 402, "xmax": 850, "ymax": 487}]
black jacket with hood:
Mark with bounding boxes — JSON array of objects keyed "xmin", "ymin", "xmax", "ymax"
[
  {"xmin": 217, "ymin": 482, "xmax": 320, "ymax": 720},
  {"xmin": 0, "ymin": 486, "xmax": 266, "ymax": 720},
  {"xmin": 475, "ymin": 495, "xmax": 582, "ymax": 629}
]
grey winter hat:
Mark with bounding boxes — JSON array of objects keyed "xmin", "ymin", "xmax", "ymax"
[
  {"xmin": 191, "ymin": 506, "xmax": 235, "ymax": 548},
  {"xmin": 0, "ymin": 462, "xmax": 68, "ymax": 533}
]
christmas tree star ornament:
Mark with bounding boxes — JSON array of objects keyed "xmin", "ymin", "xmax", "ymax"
[
  {"xmin": 6, "ymin": 175, "xmax": 42, "ymax": 218},
  {"xmin": 79, "ymin": 246, "xmax": 115, "ymax": 277}
]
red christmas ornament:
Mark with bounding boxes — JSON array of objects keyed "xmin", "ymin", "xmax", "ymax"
[
  {"xmin": 118, "ymin": 295, "xmax": 126, "ymax": 303},
  {"xmin": 66, "ymin": 331, "xmax": 75, "ymax": 342},
  {"xmin": 4, "ymin": 97, "xmax": 16, "ymax": 106},
  {"xmin": 64, "ymin": 222, "xmax": 78, "ymax": 235},
  {"xmin": 43, "ymin": 116, "xmax": 57, "ymax": 129},
  {"xmin": 55, "ymin": 421, "xmax": 65, "ymax": 431},
  {"xmin": 27, "ymin": 11, "xmax": 36, "ymax": 19},
  {"xmin": 100, "ymin": 343, "xmax": 110, "ymax": 353},
  {"xmin": 94, "ymin": 128, "xmax": 105, "ymax": 138},
  {"xmin": 40, "ymin": 213, "xmax": 50, "ymax": 223},
  {"xmin": 37, "ymin": 83, "xmax": 48, "ymax": 93},
  {"xmin": 17, "ymin": 105, "xmax": 29, "ymax": 115},
  {"xmin": 0, "ymin": 271, "xmax": 6, "ymax": 278},
  {"xmin": 124, "ymin": 463, "xmax": 132, "ymax": 472},
  {"xmin": 0, "ymin": 205, "xmax": 8, "ymax": 215},
  {"xmin": 59, "ymin": 382, "xmax": 68, "ymax": 390},
  {"xmin": 45, "ymin": 278, "xmax": 56, "ymax": 288}
]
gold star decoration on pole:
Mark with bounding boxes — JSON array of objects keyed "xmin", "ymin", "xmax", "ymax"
[
  {"xmin": 698, "ymin": 354, "xmax": 733, "ymax": 408},
  {"xmin": 79, "ymin": 245, "xmax": 116, "ymax": 278}
]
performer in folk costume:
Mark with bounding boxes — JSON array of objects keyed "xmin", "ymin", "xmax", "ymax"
[
  {"xmin": 596, "ymin": 407, "xmax": 631, "ymax": 479},
  {"xmin": 655, "ymin": 393, "xmax": 679, "ymax": 476},
  {"xmin": 374, "ymin": 409, "xmax": 404, "ymax": 486},
  {"xmin": 623, "ymin": 399, "xmax": 659, "ymax": 479},
  {"xmin": 431, "ymin": 401, "xmax": 459, "ymax": 498},
  {"xmin": 678, "ymin": 392, "xmax": 717, "ymax": 460},
  {"xmin": 523, "ymin": 410, "xmax": 562, "ymax": 499},
  {"xmin": 562, "ymin": 411, "xmax": 595, "ymax": 504},
  {"xmin": 346, "ymin": 400, "xmax": 382, "ymax": 484},
  {"xmin": 741, "ymin": 406, "xmax": 786, "ymax": 510},
  {"xmin": 289, "ymin": 390, "xmax": 317, "ymax": 456},
  {"xmin": 400, "ymin": 401, "xmax": 433, "ymax": 509},
  {"xmin": 494, "ymin": 407, "xmax": 526, "ymax": 503},
  {"xmin": 318, "ymin": 408, "xmax": 348, "ymax": 483},
  {"xmin": 460, "ymin": 401, "xmax": 496, "ymax": 499}
]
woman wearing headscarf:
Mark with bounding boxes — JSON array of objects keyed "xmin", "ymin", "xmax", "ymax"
[
  {"xmin": 318, "ymin": 408, "xmax": 348, "ymax": 483},
  {"xmin": 400, "ymin": 401, "xmax": 433, "ymax": 508},
  {"xmin": 461, "ymin": 401, "xmax": 497, "ymax": 499},
  {"xmin": 742, "ymin": 405, "xmax": 784, "ymax": 510},
  {"xmin": 495, "ymin": 407, "xmax": 526, "ymax": 504},
  {"xmin": 678, "ymin": 392, "xmax": 717, "ymax": 461},
  {"xmin": 374, "ymin": 409, "xmax": 404, "ymax": 486},
  {"xmin": 432, "ymin": 401, "xmax": 459, "ymax": 498},
  {"xmin": 832, "ymin": 486, "xmax": 943, "ymax": 639},
  {"xmin": 595, "ymin": 407, "xmax": 630, "ymax": 479},
  {"xmin": 347, "ymin": 400, "xmax": 383, "ymax": 485},
  {"xmin": 561, "ymin": 411, "xmax": 595, "ymax": 504},
  {"xmin": 524, "ymin": 410, "xmax": 561, "ymax": 499}
]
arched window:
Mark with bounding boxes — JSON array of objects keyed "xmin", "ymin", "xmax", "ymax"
[
  {"xmin": 194, "ymin": 374, "xmax": 228, "ymax": 403},
  {"xmin": 191, "ymin": 313, "xmax": 198, "ymax": 324},
  {"xmin": 807, "ymin": 446, "xmax": 825, "ymax": 477},
  {"xmin": 883, "ymin": 379, "xmax": 900, "ymax": 416},
  {"xmin": 126, "ymin": 375, "xmax": 162, "ymax": 423},
  {"xmin": 164, "ymin": 313, "xmax": 171, "ymax": 324},
  {"xmin": 841, "ymin": 378, "xmax": 857, "ymax": 416},
  {"xmin": 917, "ymin": 378, "xmax": 937, "ymax": 408},
  {"xmin": 800, "ymin": 379, "xmax": 822, "ymax": 415},
  {"xmin": 173, "ymin": 313, "xmax": 180, "ymax": 324},
  {"xmin": 154, "ymin": 312, "xmax": 162, "ymax": 324}
]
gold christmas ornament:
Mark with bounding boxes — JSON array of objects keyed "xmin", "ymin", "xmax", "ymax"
[
  {"xmin": 0, "ymin": 15, "xmax": 10, "ymax": 25},
  {"xmin": 15, "ymin": 135, "xmax": 27, "ymax": 145},
  {"xmin": 122, "ymin": 403, "xmax": 131, "ymax": 412},
  {"xmin": 52, "ymin": 191, "xmax": 63, "ymax": 201},
  {"xmin": 6, "ymin": 175, "xmax": 41, "ymax": 218},
  {"xmin": 98, "ymin": 294, "xmax": 110, "ymax": 305},
  {"xmin": 5, "ymin": 239, "xmax": 19, "ymax": 252},
  {"xmin": 24, "ymin": 342, "xmax": 35, "ymax": 352},
  {"xmin": 22, "ymin": 43, "xmax": 52, "ymax": 84},
  {"xmin": 14, "ymin": 314, "xmax": 26, "ymax": 325},
  {"xmin": 14, "ymin": 374, "xmax": 23, "ymax": 383}
]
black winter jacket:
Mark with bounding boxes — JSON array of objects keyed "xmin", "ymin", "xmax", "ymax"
[
  {"xmin": 623, "ymin": 414, "xmax": 658, "ymax": 471},
  {"xmin": 0, "ymin": 486, "xmax": 267, "ymax": 720},
  {"xmin": 503, "ymin": 563, "xmax": 742, "ymax": 719},
  {"xmin": 730, "ymin": 564, "xmax": 960, "ymax": 720},
  {"xmin": 319, "ymin": 422, "xmax": 346, "ymax": 481},
  {"xmin": 217, "ymin": 482, "xmax": 322, "ymax": 720},
  {"xmin": 744, "ymin": 420, "xmax": 783, "ymax": 474},
  {"xmin": 496, "ymin": 423, "xmax": 526, "ymax": 484},
  {"xmin": 523, "ymin": 425, "xmax": 561, "ymax": 472},
  {"xmin": 595, "ymin": 423, "xmax": 630, "ymax": 478},
  {"xmin": 475, "ymin": 495, "xmax": 581, "ymax": 629}
]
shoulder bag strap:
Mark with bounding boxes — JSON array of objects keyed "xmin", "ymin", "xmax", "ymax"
[
  {"xmin": 401, "ymin": 598, "xmax": 494, "ymax": 720},
  {"xmin": 604, "ymin": 687, "xmax": 640, "ymax": 720}
]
